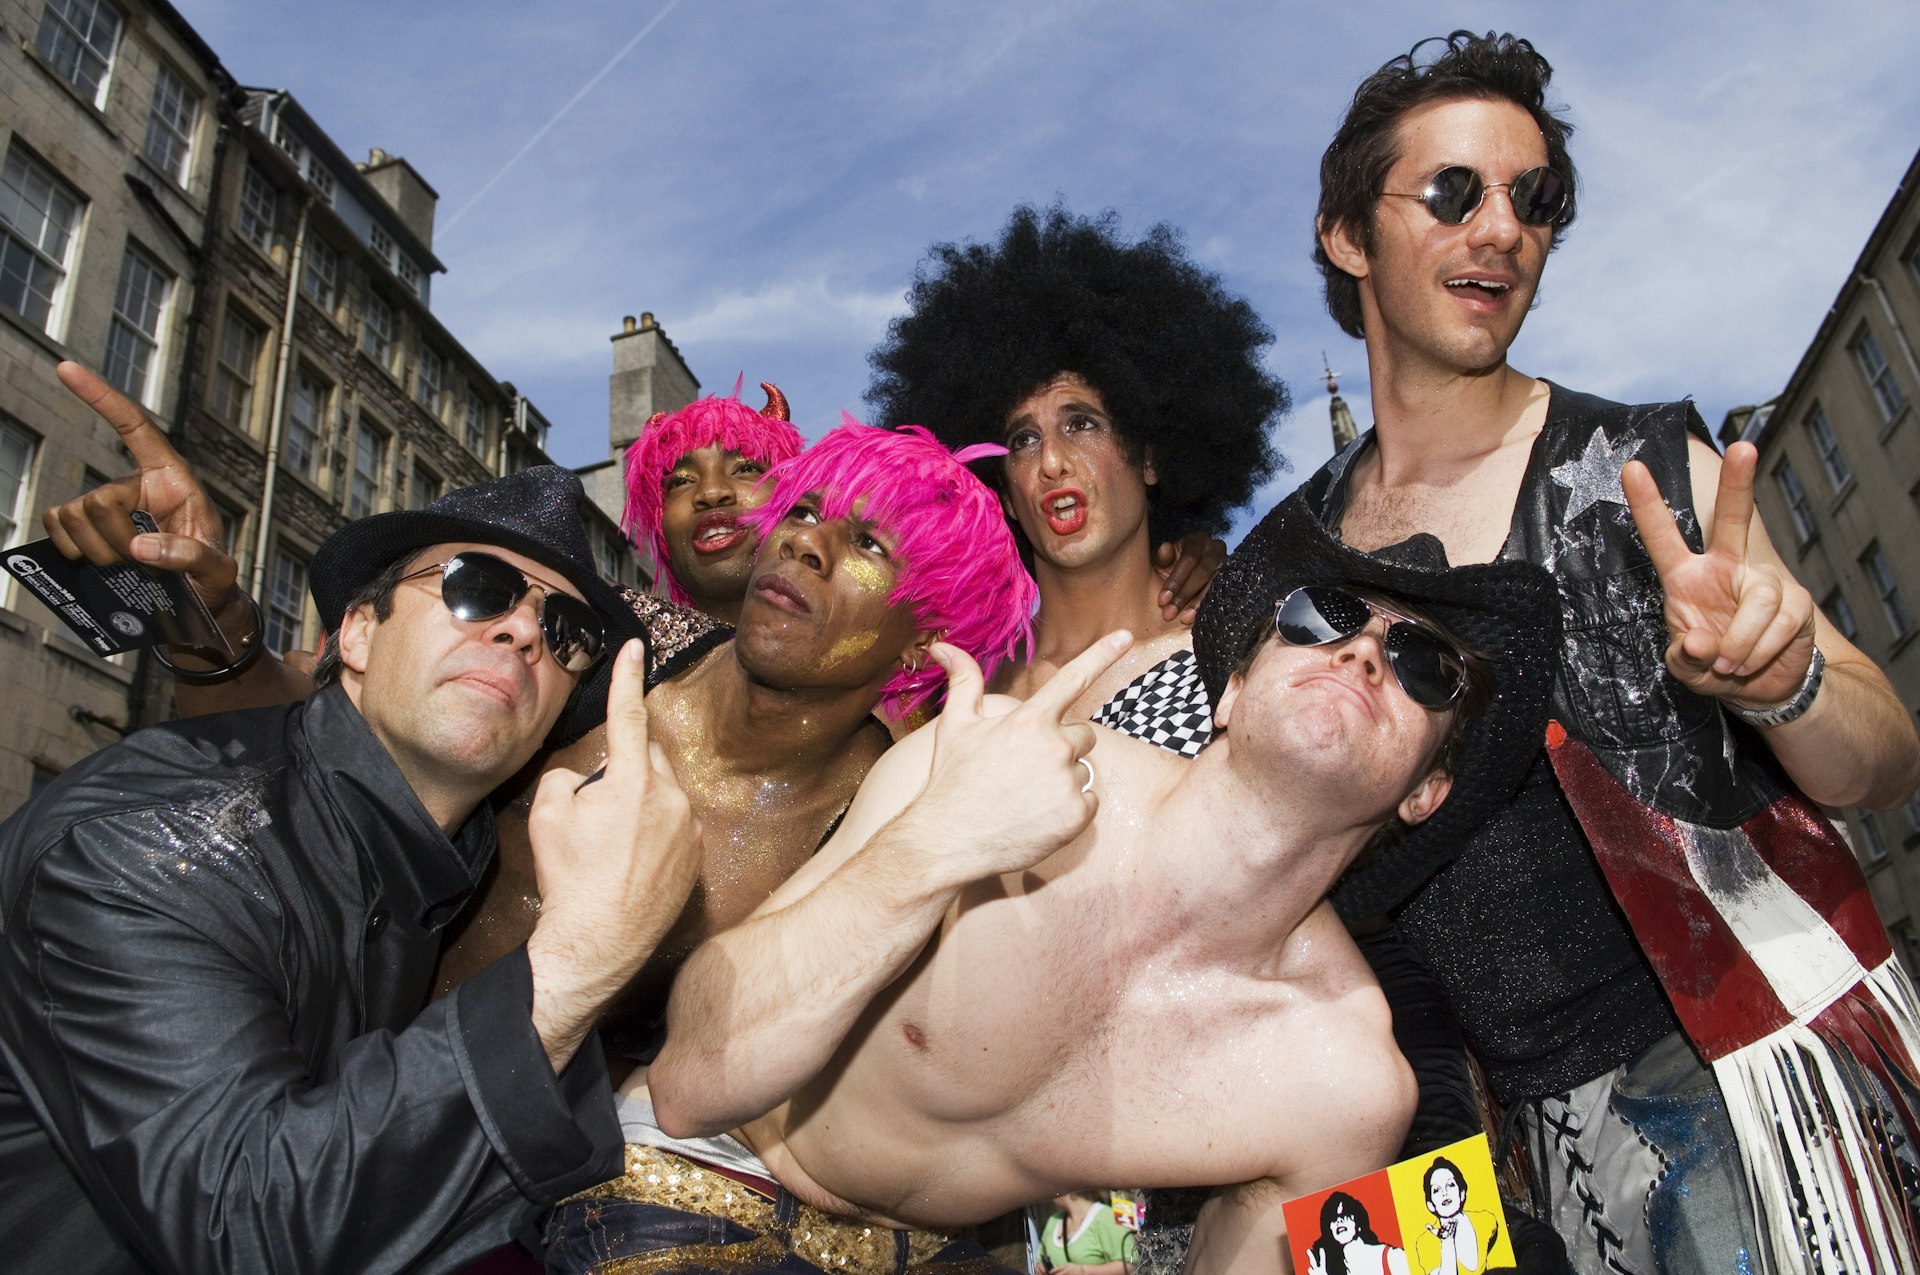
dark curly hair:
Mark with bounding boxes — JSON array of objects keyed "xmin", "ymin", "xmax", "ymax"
[
  {"xmin": 1315, "ymin": 31, "xmax": 1580, "ymax": 339},
  {"xmin": 867, "ymin": 205, "xmax": 1287, "ymax": 545}
]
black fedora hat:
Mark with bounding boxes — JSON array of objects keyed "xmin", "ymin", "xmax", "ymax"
[
  {"xmin": 310, "ymin": 465, "xmax": 636, "ymax": 649},
  {"xmin": 1192, "ymin": 490, "xmax": 1561, "ymax": 921}
]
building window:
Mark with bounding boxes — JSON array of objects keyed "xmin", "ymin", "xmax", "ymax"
[
  {"xmin": 462, "ymin": 391, "xmax": 486, "ymax": 456},
  {"xmin": 1860, "ymin": 815, "xmax": 1889, "ymax": 864},
  {"xmin": 409, "ymin": 464, "xmax": 440, "ymax": 510},
  {"xmin": 142, "ymin": 61, "xmax": 198, "ymax": 185},
  {"xmin": 263, "ymin": 547, "xmax": 309, "ymax": 654},
  {"xmin": 362, "ymin": 290, "xmax": 394, "ymax": 369},
  {"xmin": 306, "ymin": 163, "xmax": 334, "ymax": 206},
  {"xmin": 237, "ymin": 165, "xmax": 276, "ymax": 252},
  {"xmin": 414, "ymin": 345, "xmax": 442, "ymax": 414},
  {"xmin": 1863, "ymin": 543, "xmax": 1913, "ymax": 642},
  {"xmin": 369, "ymin": 223, "xmax": 393, "ymax": 268},
  {"xmin": 0, "ymin": 144, "xmax": 85, "ymax": 333},
  {"xmin": 349, "ymin": 418, "xmax": 387, "ymax": 518},
  {"xmin": 285, "ymin": 367, "xmax": 327, "ymax": 481},
  {"xmin": 1852, "ymin": 328, "xmax": 1907, "ymax": 422},
  {"xmin": 301, "ymin": 235, "xmax": 337, "ymax": 313},
  {"xmin": 272, "ymin": 117, "xmax": 305, "ymax": 167},
  {"xmin": 1824, "ymin": 587, "xmax": 1859, "ymax": 642},
  {"xmin": 35, "ymin": 0, "xmax": 121, "ymax": 106},
  {"xmin": 103, "ymin": 244, "xmax": 172, "ymax": 404},
  {"xmin": 210, "ymin": 308, "xmax": 264, "ymax": 431},
  {"xmin": 1774, "ymin": 461, "xmax": 1816, "ymax": 545},
  {"xmin": 1804, "ymin": 407, "xmax": 1851, "ymax": 492},
  {"xmin": 0, "ymin": 419, "xmax": 36, "ymax": 551},
  {"xmin": 1904, "ymin": 792, "xmax": 1920, "ymax": 839},
  {"xmin": 397, "ymin": 256, "xmax": 420, "ymax": 296}
]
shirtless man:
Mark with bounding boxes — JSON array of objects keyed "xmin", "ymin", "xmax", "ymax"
[
  {"xmin": 868, "ymin": 206, "xmax": 1285, "ymax": 752},
  {"xmin": 1299, "ymin": 31, "xmax": 1920, "ymax": 1272},
  {"xmin": 39, "ymin": 366, "xmax": 1032, "ymax": 1054},
  {"xmin": 551, "ymin": 493, "xmax": 1560, "ymax": 1275}
]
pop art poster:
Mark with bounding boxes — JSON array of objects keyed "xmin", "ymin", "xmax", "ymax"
[{"xmin": 1282, "ymin": 1134, "xmax": 1514, "ymax": 1274}]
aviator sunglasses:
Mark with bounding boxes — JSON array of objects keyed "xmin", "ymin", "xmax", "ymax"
[
  {"xmin": 399, "ymin": 551, "xmax": 607, "ymax": 673},
  {"xmin": 1383, "ymin": 165, "xmax": 1569, "ymax": 227},
  {"xmin": 1274, "ymin": 586, "xmax": 1468, "ymax": 710}
]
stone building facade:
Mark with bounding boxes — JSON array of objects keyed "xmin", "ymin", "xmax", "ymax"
[
  {"xmin": 1718, "ymin": 146, "xmax": 1920, "ymax": 974},
  {"xmin": 0, "ymin": 1, "xmax": 648, "ymax": 817},
  {"xmin": 0, "ymin": 0, "xmax": 226, "ymax": 813}
]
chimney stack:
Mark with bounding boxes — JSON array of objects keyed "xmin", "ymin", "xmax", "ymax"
[{"xmin": 609, "ymin": 312, "xmax": 699, "ymax": 455}]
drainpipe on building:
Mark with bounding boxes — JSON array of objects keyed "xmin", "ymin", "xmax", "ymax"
[
  {"xmin": 1861, "ymin": 274, "xmax": 1920, "ymax": 392},
  {"xmin": 248, "ymin": 198, "xmax": 311, "ymax": 599}
]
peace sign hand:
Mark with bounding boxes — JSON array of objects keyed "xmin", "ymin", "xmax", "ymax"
[
  {"xmin": 41, "ymin": 362, "xmax": 238, "ymax": 610},
  {"xmin": 1622, "ymin": 441, "xmax": 1816, "ymax": 710},
  {"xmin": 905, "ymin": 630, "xmax": 1132, "ymax": 886}
]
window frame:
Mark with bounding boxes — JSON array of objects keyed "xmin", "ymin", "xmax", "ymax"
[
  {"xmin": 34, "ymin": 0, "xmax": 122, "ymax": 107},
  {"xmin": 141, "ymin": 59, "xmax": 199, "ymax": 186},
  {"xmin": 237, "ymin": 165, "xmax": 277, "ymax": 253},
  {"xmin": 209, "ymin": 305, "xmax": 265, "ymax": 432},
  {"xmin": 263, "ymin": 544, "xmax": 310, "ymax": 655},
  {"xmin": 284, "ymin": 366, "xmax": 329, "ymax": 482},
  {"xmin": 0, "ymin": 143, "xmax": 87, "ymax": 335},
  {"xmin": 103, "ymin": 241, "xmax": 173, "ymax": 405},
  {"xmin": 1804, "ymin": 406, "xmax": 1852, "ymax": 493},
  {"xmin": 348, "ymin": 416, "xmax": 388, "ymax": 519},
  {"xmin": 1852, "ymin": 327, "xmax": 1908, "ymax": 423},
  {"xmin": 301, "ymin": 234, "xmax": 338, "ymax": 314},
  {"xmin": 1774, "ymin": 459, "xmax": 1817, "ymax": 545},
  {"xmin": 1863, "ymin": 542, "xmax": 1914, "ymax": 643}
]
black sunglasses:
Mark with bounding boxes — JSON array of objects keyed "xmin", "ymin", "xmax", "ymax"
[
  {"xmin": 1383, "ymin": 165, "xmax": 1568, "ymax": 227},
  {"xmin": 399, "ymin": 551, "xmax": 606, "ymax": 673},
  {"xmin": 1274, "ymin": 586, "xmax": 1467, "ymax": 710}
]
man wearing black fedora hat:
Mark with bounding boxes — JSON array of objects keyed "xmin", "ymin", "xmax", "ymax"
[
  {"xmin": 0, "ymin": 458, "xmax": 704, "ymax": 1274},
  {"xmin": 556, "ymin": 493, "xmax": 1557, "ymax": 1275}
]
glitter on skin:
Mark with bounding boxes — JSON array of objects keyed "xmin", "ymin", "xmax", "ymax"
[
  {"xmin": 841, "ymin": 556, "xmax": 892, "ymax": 598},
  {"xmin": 823, "ymin": 630, "xmax": 880, "ymax": 667}
]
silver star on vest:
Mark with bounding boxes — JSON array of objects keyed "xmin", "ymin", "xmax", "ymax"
[{"xmin": 1551, "ymin": 426, "xmax": 1644, "ymax": 523}]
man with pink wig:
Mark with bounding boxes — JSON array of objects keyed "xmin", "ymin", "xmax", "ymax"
[{"xmin": 621, "ymin": 380, "xmax": 804, "ymax": 623}]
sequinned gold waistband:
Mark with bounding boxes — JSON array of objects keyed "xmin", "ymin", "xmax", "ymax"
[{"xmin": 565, "ymin": 1144, "xmax": 985, "ymax": 1274}]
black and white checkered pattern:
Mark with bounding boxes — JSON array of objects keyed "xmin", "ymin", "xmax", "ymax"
[{"xmin": 1092, "ymin": 648, "xmax": 1213, "ymax": 758}]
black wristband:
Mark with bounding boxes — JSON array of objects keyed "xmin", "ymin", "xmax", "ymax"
[{"xmin": 151, "ymin": 592, "xmax": 268, "ymax": 685}]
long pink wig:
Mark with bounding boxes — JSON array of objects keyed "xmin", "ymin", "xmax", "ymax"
[
  {"xmin": 744, "ymin": 417, "xmax": 1036, "ymax": 716},
  {"xmin": 621, "ymin": 377, "xmax": 805, "ymax": 605}
]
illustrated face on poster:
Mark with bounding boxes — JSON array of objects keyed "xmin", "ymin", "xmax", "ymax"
[{"xmin": 1282, "ymin": 1134, "xmax": 1515, "ymax": 1275}]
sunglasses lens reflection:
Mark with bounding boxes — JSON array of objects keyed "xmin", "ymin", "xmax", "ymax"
[
  {"xmin": 1511, "ymin": 167, "xmax": 1567, "ymax": 226},
  {"xmin": 438, "ymin": 553, "xmax": 606, "ymax": 672},
  {"xmin": 1273, "ymin": 586, "xmax": 1465, "ymax": 709},
  {"xmin": 1425, "ymin": 166, "xmax": 1486, "ymax": 224}
]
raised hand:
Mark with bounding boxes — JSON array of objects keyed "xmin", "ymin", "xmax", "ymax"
[
  {"xmin": 1156, "ymin": 530, "xmax": 1228, "ymax": 624},
  {"xmin": 904, "ymin": 629, "xmax": 1131, "ymax": 884},
  {"xmin": 41, "ymin": 362, "xmax": 238, "ymax": 609},
  {"xmin": 525, "ymin": 639, "xmax": 702, "ymax": 1069},
  {"xmin": 1623, "ymin": 442, "xmax": 1816, "ymax": 710}
]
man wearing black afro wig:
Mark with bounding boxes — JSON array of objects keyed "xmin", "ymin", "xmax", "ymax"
[{"xmin": 868, "ymin": 205, "xmax": 1287, "ymax": 756}]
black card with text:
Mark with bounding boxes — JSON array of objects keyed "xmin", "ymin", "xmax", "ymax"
[{"xmin": 3, "ymin": 512, "xmax": 230, "ymax": 657}]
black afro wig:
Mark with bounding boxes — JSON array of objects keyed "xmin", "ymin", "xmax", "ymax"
[{"xmin": 866, "ymin": 204, "xmax": 1289, "ymax": 545}]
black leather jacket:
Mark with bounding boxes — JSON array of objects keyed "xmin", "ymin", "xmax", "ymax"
[{"xmin": 0, "ymin": 686, "xmax": 621, "ymax": 1274}]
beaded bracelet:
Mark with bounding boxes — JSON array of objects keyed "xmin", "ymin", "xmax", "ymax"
[{"xmin": 150, "ymin": 592, "xmax": 267, "ymax": 685}]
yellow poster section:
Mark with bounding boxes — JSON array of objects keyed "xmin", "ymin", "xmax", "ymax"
[{"xmin": 1385, "ymin": 1134, "xmax": 1515, "ymax": 1274}]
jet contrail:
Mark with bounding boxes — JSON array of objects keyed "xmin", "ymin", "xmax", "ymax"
[{"xmin": 442, "ymin": 0, "xmax": 684, "ymax": 235}]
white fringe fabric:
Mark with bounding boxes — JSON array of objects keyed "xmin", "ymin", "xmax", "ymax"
[{"xmin": 1713, "ymin": 959, "xmax": 1920, "ymax": 1275}]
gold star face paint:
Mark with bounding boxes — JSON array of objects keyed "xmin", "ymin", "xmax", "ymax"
[
  {"xmin": 841, "ymin": 555, "xmax": 891, "ymax": 598},
  {"xmin": 823, "ymin": 629, "xmax": 880, "ymax": 668}
]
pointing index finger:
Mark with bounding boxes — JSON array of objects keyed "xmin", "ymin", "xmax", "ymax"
[
  {"xmin": 56, "ymin": 361, "xmax": 188, "ymax": 473},
  {"xmin": 600, "ymin": 639, "xmax": 651, "ymax": 780},
  {"xmin": 1027, "ymin": 630, "xmax": 1133, "ymax": 722}
]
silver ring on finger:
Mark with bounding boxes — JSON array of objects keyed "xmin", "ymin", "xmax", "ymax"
[{"xmin": 1077, "ymin": 757, "xmax": 1095, "ymax": 795}]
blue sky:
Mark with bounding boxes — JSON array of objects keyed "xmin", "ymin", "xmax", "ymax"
[{"xmin": 182, "ymin": 1, "xmax": 1920, "ymax": 543}]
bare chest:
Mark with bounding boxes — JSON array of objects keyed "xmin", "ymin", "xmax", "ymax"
[{"xmin": 1340, "ymin": 435, "xmax": 1538, "ymax": 566}]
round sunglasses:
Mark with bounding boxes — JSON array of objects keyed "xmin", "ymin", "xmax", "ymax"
[
  {"xmin": 1383, "ymin": 164, "xmax": 1569, "ymax": 227},
  {"xmin": 399, "ymin": 551, "xmax": 607, "ymax": 673},
  {"xmin": 1274, "ymin": 586, "xmax": 1468, "ymax": 710}
]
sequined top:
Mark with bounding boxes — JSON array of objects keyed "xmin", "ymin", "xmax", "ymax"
[
  {"xmin": 1306, "ymin": 383, "xmax": 1689, "ymax": 1100},
  {"xmin": 551, "ymin": 588, "xmax": 732, "ymax": 748}
]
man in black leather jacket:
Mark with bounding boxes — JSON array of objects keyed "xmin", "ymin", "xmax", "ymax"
[{"xmin": 0, "ymin": 465, "xmax": 702, "ymax": 1274}]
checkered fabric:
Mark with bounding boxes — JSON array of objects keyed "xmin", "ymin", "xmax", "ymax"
[{"xmin": 1091, "ymin": 648, "xmax": 1213, "ymax": 758}]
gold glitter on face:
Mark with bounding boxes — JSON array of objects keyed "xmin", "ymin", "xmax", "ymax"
[
  {"xmin": 842, "ymin": 555, "xmax": 891, "ymax": 597},
  {"xmin": 823, "ymin": 629, "xmax": 879, "ymax": 667}
]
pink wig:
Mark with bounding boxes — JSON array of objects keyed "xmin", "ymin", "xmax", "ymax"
[
  {"xmin": 621, "ymin": 377, "xmax": 805, "ymax": 604},
  {"xmin": 744, "ymin": 416, "xmax": 1037, "ymax": 716}
]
